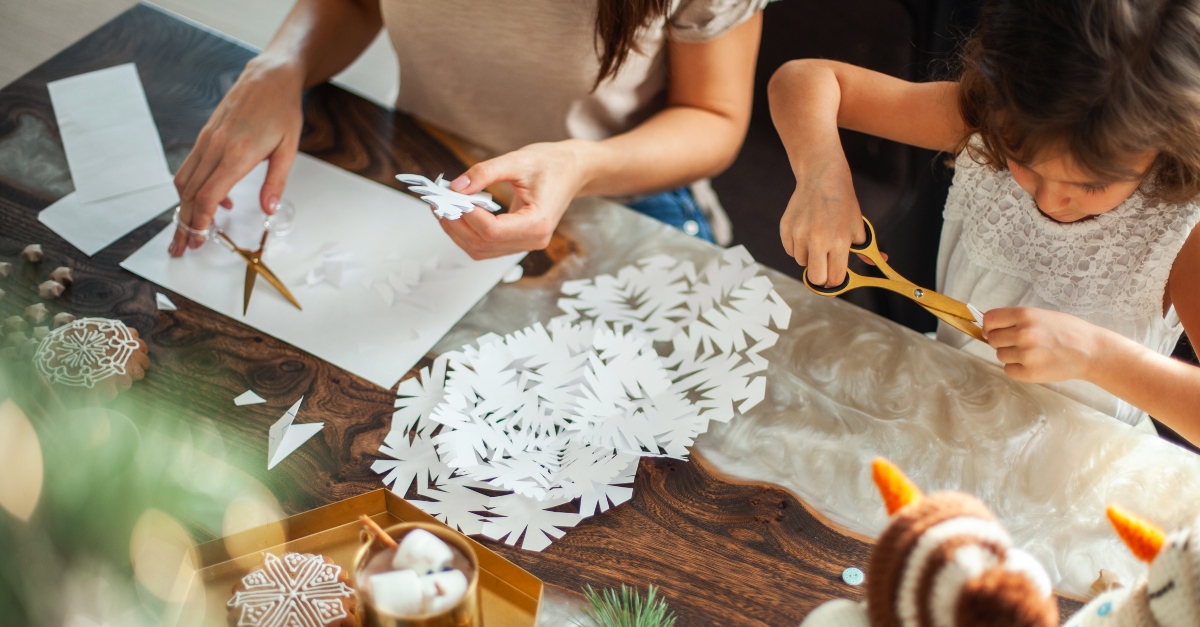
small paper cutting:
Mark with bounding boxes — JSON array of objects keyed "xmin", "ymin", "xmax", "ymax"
[
  {"xmin": 396, "ymin": 174, "xmax": 501, "ymax": 220},
  {"xmin": 234, "ymin": 390, "xmax": 266, "ymax": 406},
  {"xmin": 267, "ymin": 396, "xmax": 324, "ymax": 470},
  {"xmin": 156, "ymin": 293, "xmax": 177, "ymax": 311}
]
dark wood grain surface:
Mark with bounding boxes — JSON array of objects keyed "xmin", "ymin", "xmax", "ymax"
[{"xmin": 0, "ymin": 5, "xmax": 1081, "ymax": 625}]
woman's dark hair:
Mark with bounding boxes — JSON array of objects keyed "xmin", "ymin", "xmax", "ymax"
[
  {"xmin": 958, "ymin": 0, "xmax": 1200, "ymax": 202},
  {"xmin": 594, "ymin": 0, "xmax": 672, "ymax": 87}
]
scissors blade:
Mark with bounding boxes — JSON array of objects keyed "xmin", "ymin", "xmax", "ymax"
[
  {"xmin": 909, "ymin": 289, "xmax": 978, "ymax": 322},
  {"xmin": 930, "ymin": 307, "xmax": 986, "ymax": 342},
  {"xmin": 243, "ymin": 263, "xmax": 257, "ymax": 316},
  {"xmin": 251, "ymin": 260, "xmax": 303, "ymax": 312}
]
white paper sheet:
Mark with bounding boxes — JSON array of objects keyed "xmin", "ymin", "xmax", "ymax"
[
  {"xmin": 39, "ymin": 182, "xmax": 179, "ymax": 256},
  {"xmin": 47, "ymin": 64, "xmax": 173, "ymax": 203},
  {"xmin": 267, "ymin": 396, "xmax": 323, "ymax": 470},
  {"xmin": 120, "ymin": 153, "xmax": 525, "ymax": 390}
]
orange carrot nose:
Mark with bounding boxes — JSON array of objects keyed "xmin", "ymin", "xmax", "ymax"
[
  {"xmin": 872, "ymin": 458, "xmax": 923, "ymax": 516},
  {"xmin": 1107, "ymin": 504, "xmax": 1165, "ymax": 563}
]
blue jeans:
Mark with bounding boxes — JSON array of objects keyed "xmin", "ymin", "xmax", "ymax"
[{"xmin": 626, "ymin": 187, "xmax": 714, "ymax": 243}]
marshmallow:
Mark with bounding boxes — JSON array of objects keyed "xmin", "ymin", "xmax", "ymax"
[
  {"xmin": 421, "ymin": 569, "xmax": 469, "ymax": 614},
  {"xmin": 22, "ymin": 244, "xmax": 43, "ymax": 262},
  {"xmin": 0, "ymin": 262, "xmax": 11, "ymax": 277},
  {"xmin": 371, "ymin": 569, "xmax": 424, "ymax": 617},
  {"xmin": 50, "ymin": 267, "xmax": 73, "ymax": 285},
  {"xmin": 25, "ymin": 303, "xmax": 49, "ymax": 324},
  {"xmin": 38, "ymin": 280, "xmax": 64, "ymax": 299},
  {"xmin": 393, "ymin": 529, "xmax": 453, "ymax": 574},
  {"xmin": 53, "ymin": 312, "xmax": 76, "ymax": 328}
]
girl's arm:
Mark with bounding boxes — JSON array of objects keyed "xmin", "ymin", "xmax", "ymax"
[
  {"xmin": 983, "ymin": 228, "xmax": 1200, "ymax": 443},
  {"xmin": 767, "ymin": 59, "xmax": 966, "ymax": 286},
  {"xmin": 171, "ymin": 0, "xmax": 382, "ymax": 256},
  {"xmin": 439, "ymin": 14, "xmax": 762, "ymax": 259}
]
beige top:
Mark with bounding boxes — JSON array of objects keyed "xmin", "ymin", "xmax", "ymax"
[{"xmin": 379, "ymin": 0, "xmax": 768, "ymax": 157}]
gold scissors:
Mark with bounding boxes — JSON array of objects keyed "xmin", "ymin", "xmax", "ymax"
[
  {"xmin": 215, "ymin": 230, "xmax": 303, "ymax": 316},
  {"xmin": 802, "ymin": 217, "xmax": 984, "ymax": 341}
]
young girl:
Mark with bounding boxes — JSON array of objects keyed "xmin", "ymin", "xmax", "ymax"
[{"xmin": 769, "ymin": 0, "xmax": 1200, "ymax": 441}]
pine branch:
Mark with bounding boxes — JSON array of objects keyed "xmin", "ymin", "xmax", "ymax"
[{"xmin": 577, "ymin": 584, "xmax": 677, "ymax": 627}]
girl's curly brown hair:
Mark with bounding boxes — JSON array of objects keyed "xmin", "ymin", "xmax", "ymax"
[{"xmin": 957, "ymin": 0, "xmax": 1200, "ymax": 203}]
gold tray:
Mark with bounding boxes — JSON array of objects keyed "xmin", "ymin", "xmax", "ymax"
[{"xmin": 181, "ymin": 489, "xmax": 542, "ymax": 626}]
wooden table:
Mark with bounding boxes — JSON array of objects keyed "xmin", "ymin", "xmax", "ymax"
[{"xmin": 0, "ymin": 4, "xmax": 1082, "ymax": 624}]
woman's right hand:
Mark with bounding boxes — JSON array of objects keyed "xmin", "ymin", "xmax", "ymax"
[
  {"xmin": 169, "ymin": 57, "xmax": 305, "ymax": 256},
  {"xmin": 779, "ymin": 146, "xmax": 867, "ymax": 288}
]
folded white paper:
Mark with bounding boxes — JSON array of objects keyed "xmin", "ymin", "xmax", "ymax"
[
  {"xmin": 47, "ymin": 64, "xmax": 173, "ymax": 203},
  {"xmin": 120, "ymin": 154, "xmax": 526, "ymax": 390},
  {"xmin": 39, "ymin": 182, "xmax": 179, "ymax": 256},
  {"xmin": 234, "ymin": 390, "xmax": 266, "ymax": 406},
  {"xmin": 267, "ymin": 396, "xmax": 323, "ymax": 470},
  {"xmin": 155, "ymin": 292, "xmax": 177, "ymax": 311}
]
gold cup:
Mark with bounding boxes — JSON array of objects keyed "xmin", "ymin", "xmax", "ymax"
[{"xmin": 354, "ymin": 522, "xmax": 483, "ymax": 627}]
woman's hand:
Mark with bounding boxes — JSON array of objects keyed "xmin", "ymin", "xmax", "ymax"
[
  {"xmin": 779, "ymin": 142, "xmax": 868, "ymax": 286},
  {"xmin": 169, "ymin": 58, "xmax": 305, "ymax": 256},
  {"xmin": 439, "ymin": 140, "xmax": 595, "ymax": 259},
  {"xmin": 982, "ymin": 307, "xmax": 1106, "ymax": 383}
]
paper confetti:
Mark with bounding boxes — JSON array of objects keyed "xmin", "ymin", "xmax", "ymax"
[
  {"xmin": 267, "ymin": 397, "xmax": 324, "ymax": 470},
  {"xmin": 396, "ymin": 174, "xmax": 501, "ymax": 220},
  {"xmin": 371, "ymin": 246, "xmax": 791, "ymax": 551},
  {"xmin": 155, "ymin": 292, "xmax": 177, "ymax": 311},
  {"xmin": 234, "ymin": 390, "xmax": 266, "ymax": 406}
]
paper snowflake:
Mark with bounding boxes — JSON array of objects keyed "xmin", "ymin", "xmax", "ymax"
[
  {"xmin": 372, "ymin": 246, "xmax": 790, "ymax": 551},
  {"xmin": 396, "ymin": 174, "xmax": 501, "ymax": 220}
]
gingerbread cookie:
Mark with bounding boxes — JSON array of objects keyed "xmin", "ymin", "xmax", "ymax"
[
  {"xmin": 32, "ymin": 317, "xmax": 150, "ymax": 401},
  {"xmin": 227, "ymin": 552, "xmax": 359, "ymax": 627}
]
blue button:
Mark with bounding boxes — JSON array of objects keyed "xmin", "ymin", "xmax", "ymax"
[{"xmin": 842, "ymin": 567, "xmax": 864, "ymax": 586}]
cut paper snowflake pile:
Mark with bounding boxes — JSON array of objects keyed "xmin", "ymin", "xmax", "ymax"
[
  {"xmin": 396, "ymin": 173, "xmax": 501, "ymax": 220},
  {"xmin": 372, "ymin": 246, "xmax": 791, "ymax": 551}
]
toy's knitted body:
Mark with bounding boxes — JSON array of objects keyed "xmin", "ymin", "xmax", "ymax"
[
  {"xmin": 1066, "ymin": 507, "xmax": 1200, "ymax": 627},
  {"xmin": 800, "ymin": 459, "xmax": 1059, "ymax": 627}
]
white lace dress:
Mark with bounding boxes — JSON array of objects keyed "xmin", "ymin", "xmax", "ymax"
[{"xmin": 936, "ymin": 150, "xmax": 1200, "ymax": 427}]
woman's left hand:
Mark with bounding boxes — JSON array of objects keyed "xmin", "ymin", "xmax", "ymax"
[
  {"xmin": 438, "ymin": 140, "xmax": 594, "ymax": 260},
  {"xmin": 982, "ymin": 307, "xmax": 1106, "ymax": 383}
]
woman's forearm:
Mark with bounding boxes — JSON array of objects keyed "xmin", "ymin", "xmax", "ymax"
[
  {"xmin": 573, "ymin": 105, "xmax": 748, "ymax": 198},
  {"xmin": 255, "ymin": 0, "xmax": 383, "ymax": 87},
  {"xmin": 768, "ymin": 60, "xmax": 847, "ymax": 181},
  {"xmin": 1087, "ymin": 330, "xmax": 1200, "ymax": 443}
]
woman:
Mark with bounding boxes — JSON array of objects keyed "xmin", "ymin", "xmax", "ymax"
[{"xmin": 170, "ymin": 0, "xmax": 765, "ymax": 258}]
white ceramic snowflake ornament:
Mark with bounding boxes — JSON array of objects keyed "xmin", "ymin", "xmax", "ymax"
[{"xmin": 397, "ymin": 174, "xmax": 501, "ymax": 220}]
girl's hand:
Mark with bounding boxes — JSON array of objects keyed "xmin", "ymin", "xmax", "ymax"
[
  {"xmin": 780, "ymin": 150, "xmax": 870, "ymax": 286},
  {"xmin": 440, "ymin": 140, "xmax": 592, "ymax": 259},
  {"xmin": 169, "ymin": 57, "xmax": 305, "ymax": 257},
  {"xmin": 982, "ymin": 307, "xmax": 1105, "ymax": 383}
]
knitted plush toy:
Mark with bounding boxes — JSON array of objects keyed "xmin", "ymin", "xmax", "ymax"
[
  {"xmin": 800, "ymin": 459, "xmax": 1059, "ymax": 627},
  {"xmin": 1066, "ymin": 505, "xmax": 1200, "ymax": 626}
]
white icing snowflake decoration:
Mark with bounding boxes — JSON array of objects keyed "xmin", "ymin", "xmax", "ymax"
[
  {"xmin": 33, "ymin": 317, "xmax": 142, "ymax": 388},
  {"xmin": 227, "ymin": 552, "xmax": 354, "ymax": 627},
  {"xmin": 396, "ymin": 173, "xmax": 501, "ymax": 220},
  {"xmin": 372, "ymin": 246, "xmax": 791, "ymax": 552}
]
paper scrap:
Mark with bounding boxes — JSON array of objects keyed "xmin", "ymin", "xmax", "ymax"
[
  {"xmin": 267, "ymin": 396, "xmax": 324, "ymax": 470},
  {"xmin": 372, "ymin": 246, "xmax": 791, "ymax": 551},
  {"xmin": 39, "ymin": 182, "xmax": 179, "ymax": 257},
  {"xmin": 155, "ymin": 293, "xmax": 177, "ymax": 311},
  {"xmin": 501, "ymin": 265, "xmax": 523, "ymax": 283},
  {"xmin": 396, "ymin": 174, "xmax": 501, "ymax": 220},
  {"xmin": 968, "ymin": 303, "xmax": 985, "ymax": 328},
  {"xmin": 47, "ymin": 64, "xmax": 172, "ymax": 203},
  {"xmin": 121, "ymin": 154, "xmax": 526, "ymax": 390},
  {"xmin": 234, "ymin": 390, "xmax": 266, "ymax": 406}
]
